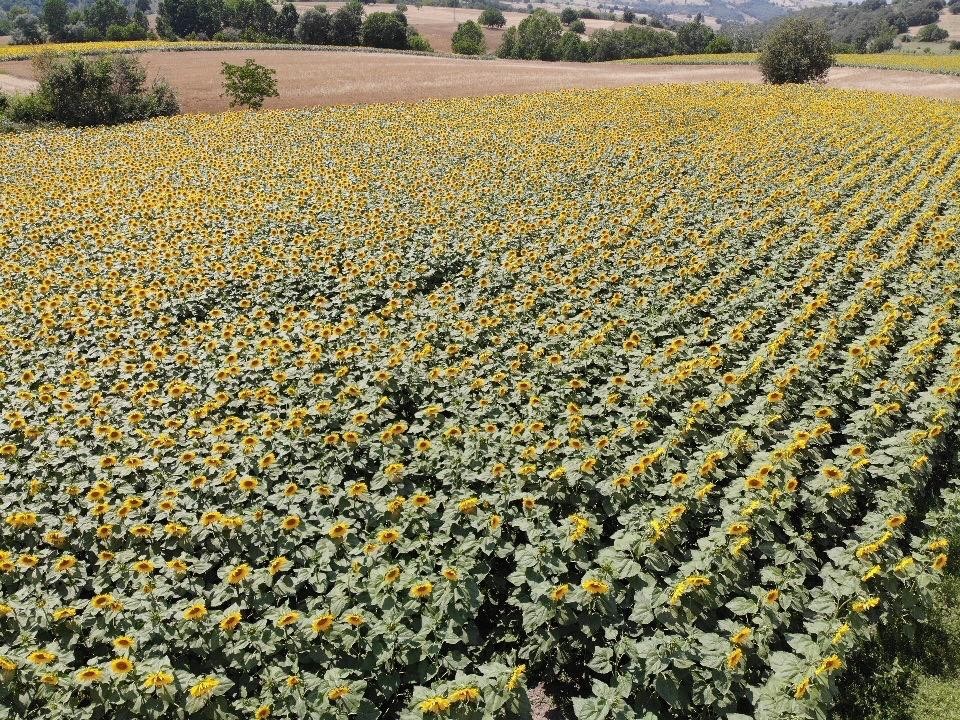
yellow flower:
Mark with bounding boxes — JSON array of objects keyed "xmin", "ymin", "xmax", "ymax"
[
  {"xmin": 255, "ymin": 706, "xmax": 271, "ymax": 719},
  {"xmin": 276, "ymin": 611, "xmax": 301, "ymax": 628},
  {"xmin": 505, "ymin": 664, "xmax": 526, "ymax": 691},
  {"xmin": 311, "ymin": 613, "xmax": 335, "ymax": 633},
  {"xmin": 410, "ymin": 581, "xmax": 433, "ymax": 598},
  {"xmin": 727, "ymin": 648, "xmax": 744, "ymax": 669},
  {"xmin": 442, "ymin": 567, "xmax": 460, "ymax": 582},
  {"xmin": 220, "ymin": 611, "xmax": 242, "ymax": 632},
  {"xmin": 183, "ymin": 602, "xmax": 207, "ymax": 621},
  {"xmin": 815, "ymin": 655, "xmax": 843, "ymax": 675},
  {"xmin": 227, "ymin": 563, "xmax": 251, "ymax": 584},
  {"xmin": 27, "ymin": 650, "xmax": 57, "ymax": 665},
  {"xmin": 581, "ymin": 578, "xmax": 609, "ymax": 595},
  {"xmin": 143, "ymin": 671, "xmax": 174, "ymax": 689},
  {"xmin": 109, "ymin": 657, "xmax": 134, "ymax": 675},
  {"xmin": 418, "ymin": 696, "xmax": 451, "ymax": 713},
  {"xmin": 76, "ymin": 667, "xmax": 103, "ymax": 683},
  {"xmin": 189, "ymin": 676, "xmax": 220, "ymax": 698},
  {"xmin": 448, "ymin": 686, "xmax": 480, "ymax": 703},
  {"xmin": 327, "ymin": 685, "xmax": 350, "ymax": 701}
]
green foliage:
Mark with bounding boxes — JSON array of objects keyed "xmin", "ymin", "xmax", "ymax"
[
  {"xmin": 918, "ymin": 23, "xmax": 949, "ymax": 42},
  {"xmin": 295, "ymin": 6, "xmax": 330, "ymax": 44},
  {"xmin": 676, "ymin": 17, "xmax": 715, "ymax": 54},
  {"xmin": 6, "ymin": 52, "xmax": 178, "ymax": 126},
  {"xmin": 705, "ymin": 35, "xmax": 733, "ymax": 53},
  {"xmin": 10, "ymin": 12, "xmax": 42, "ymax": 43},
  {"xmin": 557, "ymin": 28, "xmax": 587, "ymax": 59},
  {"xmin": 224, "ymin": 0, "xmax": 276, "ymax": 37},
  {"xmin": 40, "ymin": 0, "xmax": 67, "ymax": 39},
  {"xmin": 622, "ymin": 8, "xmax": 634, "ymax": 23},
  {"xmin": 361, "ymin": 11, "xmax": 409, "ymax": 49},
  {"xmin": 220, "ymin": 58, "xmax": 278, "ymax": 109},
  {"xmin": 568, "ymin": 18, "xmax": 584, "ymax": 34},
  {"xmin": 329, "ymin": 0, "xmax": 363, "ymax": 45},
  {"xmin": 105, "ymin": 21, "xmax": 152, "ymax": 40},
  {"xmin": 758, "ymin": 16, "xmax": 834, "ymax": 84},
  {"xmin": 407, "ymin": 32, "xmax": 432, "ymax": 51},
  {"xmin": 451, "ymin": 19, "xmax": 485, "ymax": 54},
  {"xmin": 158, "ymin": 0, "xmax": 224, "ymax": 38},
  {"xmin": 912, "ymin": 678, "xmax": 960, "ymax": 720},
  {"xmin": 559, "ymin": 6, "xmax": 576, "ymax": 24},
  {"xmin": 478, "ymin": 6, "xmax": 505, "ymax": 28},
  {"xmin": 274, "ymin": 2, "xmax": 299, "ymax": 41},
  {"xmin": 84, "ymin": 0, "xmax": 128, "ymax": 33},
  {"xmin": 498, "ymin": 8, "xmax": 560, "ymax": 59}
]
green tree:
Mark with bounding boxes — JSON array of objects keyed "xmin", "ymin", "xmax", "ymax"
[
  {"xmin": 758, "ymin": 16, "xmax": 834, "ymax": 84},
  {"xmin": 84, "ymin": 0, "xmax": 129, "ymax": 33},
  {"xmin": 557, "ymin": 28, "xmax": 587, "ymax": 59},
  {"xmin": 451, "ymin": 19, "xmax": 485, "ymax": 54},
  {"xmin": 158, "ymin": 0, "xmax": 224, "ymax": 37},
  {"xmin": 622, "ymin": 8, "xmax": 634, "ymax": 22},
  {"xmin": 477, "ymin": 6, "xmax": 505, "ymax": 28},
  {"xmin": 361, "ymin": 10, "xmax": 407, "ymax": 48},
  {"xmin": 41, "ymin": 0, "xmax": 69, "ymax": 39},
  {"xmin": 274, "ymin": 1, "xmax": 298, "ymax": 40},
  {"xmin": 675, "ymin": 17, "xmax": 714, "ymax": 54},
  {"xmin": 559, "ymin": 6, "xmax": 576, "ymax": 24},
  {"xmin": 295, "ymin": 6, "xmax": 330, "ymax": 44},
  {"xmin": 503, "ymin": 8, "xmax": 561, "ymax": 59},
  {"xmin": 329, "ymin": 0, "xmax": 362, "ymax": 45},
  {"xmin": 11, "ymin": 12, "xmax": 43, "ymax": 43},
  {"xmin": 224, "ymin": 0, "xmax": 276, "ymax": 36},
  {"xmin": 221, "ymin": 58, "xmax": 279, "ymax": 109},
  {"xmin": 704, "ymin": 34, "xmax": 732, "ymax": 53},
  {"xmin": 568, "ymin": 17, "xmax": 584, "ymax": 33}
]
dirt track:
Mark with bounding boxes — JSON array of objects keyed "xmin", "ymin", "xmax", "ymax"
[{"xmin": 2, "ymin": 51, "xmax": 960, "ymax": 112}]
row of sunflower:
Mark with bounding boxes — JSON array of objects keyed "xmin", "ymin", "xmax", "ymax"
[{"xmin": 0, "ymin": 84, "xmax": 958, "ymax": 719}]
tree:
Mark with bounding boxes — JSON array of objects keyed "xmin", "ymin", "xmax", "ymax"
[
  {"xmin": 917, "ymin": 23, "xmax": 949, "ymax": 41},
  {"xmin": 568, "ymin": 18, "xmax": 584, "ymax": 33},
  {"xmin": 622, "ymin": 8, "xmax": 634, "ymax": 22},
  {"xmin": 295, "ymin": 6, "xmax": 330, "ymax": 44},
  {"xmin": 11, "ymin": 13, "xmax": 43, "ymax": 43},
  {"xmin": 158, "ymin": 0, "xmax": 224, "ymax": 37},
  {"xmin": 758, "ymin": 16, "xmax": 833, "ymax": 85},
  {"xmin": 675, "ymin": 18, "xmax": 714, "ymax": 54},
  {"xmin": 451, "ymin": 19, "xmax": 485, "ymax": 54},
  {"xmin": 221, "ymin": 59, "xmax": 278, "ymax": 109},
  {"xmin": 407, "ymin": 32, "xmax": 432, "ymax": 50},
  {"xmin": 224, "ymin": 0, "xmax": 276, "ymax": 36},
  {"xmin": 41, "ymin": 0, "xmax": 69, "ymax": 39},
  {"xmin": 559, "ymin": 6, "xmax": 576, "ymax": 24},
  {"xmin": 704, "ymin": 34, "xmax": 732, "ymax": 53},
  {"xmin": 274, "ymin": 2, "xmax": 298, "ymax": 40},
  {"xmin": 329, "ymin": 0, "xmax": 362, "ymax": 45},
  {"xmin": 503, "ymin": 8, "xmax": 561, "ymax": 59},
  {"xmin": 84, "ymin": 0, "xmax": 129, "ymax": 33},
  {"xmin": 361, "ymin": 11, "xmax": 407, "ymax": 48},
  {"xmin": 557, "ymin": 28, "xmax": 587, "ymax": 59},
  {"xmin": 135, "ymin": 0, "xmax": 152, "ymax": 12},
  {"xmin": 477, "ymin": 6, "xmax": 505, "ymax": 28}
]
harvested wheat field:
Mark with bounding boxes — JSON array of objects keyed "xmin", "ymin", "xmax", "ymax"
[{"xmin": 4, "ymin": 50, "xmax": 960, "ymax": 112}]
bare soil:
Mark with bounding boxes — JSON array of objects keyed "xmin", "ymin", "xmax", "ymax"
[{"xmin": 2, "ymin": 51, "xmax": 960, "ymax": 112}]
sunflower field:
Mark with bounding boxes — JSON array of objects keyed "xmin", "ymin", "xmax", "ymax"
[{"xmin": 0, "ymin": 84, "xmax": 959, "ymax": 720}]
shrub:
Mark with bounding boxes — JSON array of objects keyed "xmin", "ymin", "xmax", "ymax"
[
  {"xmin": 11, "ymin": 13, "xmax": 44, "ymax": 44},
  {"xmin": 295, "ymin": 7, "xmax": 330, "ymax": 44},
  {"xmin": 950, "ymin": 39, "xmax": 960, "ymax": 49},
  {"xmin": 478, "ymin": 6, "xmax": 505, "ymax": 28},
  {"xmin": 568, "ymin": 18, "xmax": 584, "ymax": 33},
  {"xmin": 675, "ymin": 18, "xmax": 714, "ymax": 54},
  {"xmin": 5, "ymin": 90, "xmax": 52, "ymax": 123},
  {"xmin": 106, "ymin": 21, "xmax": 151, "ymax": 39},
  {"xmin": 361, "ymin": 11, "xmax": 408, "ymax": 49},
  {"xmin": 16, "ymin": 53, "xmax": 178, "ymax": 126},
  {"xmin": 213, "ymin": 25, "xmax": 243, "ymax": 41},
  {"xmin": 221, "ymin": 58, "xmax": 279, "ymax": 110},
  {"xmin": 559, "ymin": 6, "xmax": 577, "ymax": 24},
  {"xmin": 704, "ymin": 34, "xmax": 732, "ymax": 53},
  {"xmin": 622, "ymin": 8, "xmax": 634, "ymax": 22},
  {"xmin": 758, "ymin": 16, "xmax": 834, "ymax": 84},
  {"xmin": 557, "ymin": 28, "xmax": 587, "ymax": 59},
  {"xmin": 451, "ymin": 19, "xmax": 485, "ymax": 54},
  {"xmin": 407, "ymin": 32, "xmax": 432, "ymax": 51},
  {"xmin": 917, "ymin": 23, "xmax": 949, "ymax": 42}
]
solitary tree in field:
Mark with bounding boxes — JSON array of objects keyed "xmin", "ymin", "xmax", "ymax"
[
  {"xmin": 221, "ymin": 59, "xmax": 279, "ymax": 110},
  {"xmin": 478, "ymin": 6, "xmax": 506, "ymax": 28},
  {"xmin": 451, "ymin": 19, "xmax": 486, "ymax": 54},
  {"xmin": 758, "ymin": 16, "xmax": 833, "ymax": 84}
]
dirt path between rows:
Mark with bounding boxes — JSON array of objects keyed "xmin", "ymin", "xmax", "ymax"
[{"xmin": 2, "ymin": 52, "xmax": 959, "ymax": 112}]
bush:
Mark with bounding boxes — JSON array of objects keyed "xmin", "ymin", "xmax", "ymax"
[
  {"xmin": 950, "ymin": 39, "xmax": 960, "ymax": 49},
  {"xmin": 704, "ymin": 34, "xmax": 732, "ymax": 53},
  {"xmin": 675, "ymin": 18, "xmax": 714, "ymax": 54},
  {"xmin": 478, "ymin": 6, "xmax": 505, "ymax": 28},
  {"xmin": 559, "ymin": 6, "xmax": 577, "ymax": 24},
  {"xmin": 407, "ymin": 32, "xmax": 432, "ymax": 51},
  {"xmin": 213, "ymin": 25, "xmax": 243, "ymax": 40},
  {"xmin": 568, "ymin": 18, "xmax": 584, "ymax": 33},
  {"xmin": 221, "ymin": 58, "xmax": 278, "ymax": 110},
  {"xmin": 758, "ymin": 16, "xmax": 834, "ymax": 84},
  {"xmin": 295, "ymin": 7, "xmax": 330, "ymax": 44},
  {"xmin": 917, "ymin": 23, "xmax": 949, "ymax": 42},
  {"xmin": 11, "ymin": 13, "xmax": 44, "ymax": 44},
  {"xmin": 622, "ymin": 8, "xmax": 634, "ymax": 22},
  {"xmin": 5, "ymin": 90, "xmax": 52, "ymax": 123},
  {"xmin": 451, "ymin": 19, "xmax": 485, "ymax": 54},
  {"xmin": 15, "ymin": 53, "xmax": 179, "ymax": 127},
  {"xmin": 361, "ymin": 11, "xmax": 408, "ymax": 48},
  {"xmin": 557, "ymin": 28, "xmax": 587, "ymax": 59},
  {"xmin": 106, "ymin": 21, "xmax": 151, "ymax": 39}
]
